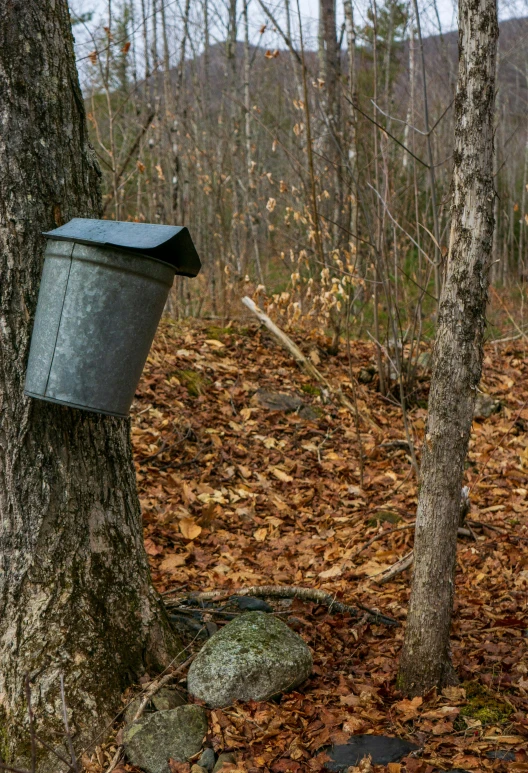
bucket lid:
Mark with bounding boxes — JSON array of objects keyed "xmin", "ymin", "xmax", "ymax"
[{"xmin": 43, "ymin": 218, "xmax": 201, "ymax": 277}]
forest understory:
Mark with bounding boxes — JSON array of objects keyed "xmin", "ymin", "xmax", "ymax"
[{"xmin": 85, "ymin": 316, "xmax": 528, "ymax": 773}]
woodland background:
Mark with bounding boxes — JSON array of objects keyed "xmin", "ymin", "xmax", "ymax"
[
  {"xmin": 67, "ymin": 1, "xmax": 528, "ymax": 770},
  {"xmin": 72, "ymin": 0, "xmax": 528, "ymax": 366}
]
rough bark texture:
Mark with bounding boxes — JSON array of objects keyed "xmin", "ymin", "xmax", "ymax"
[
  {"xmin": 0, "ymin": 2, "xmax": 182, "ymax": 767},
  {"xmin": 398, "ymin": 0, "xmax": 498, "ymax": 696}
]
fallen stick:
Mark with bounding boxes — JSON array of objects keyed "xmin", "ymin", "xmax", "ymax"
[
  {"xmin": 102, "ymin": 654, "xmax": 196, "ymax": 773},
  {"xmin": 370, "ymin": 526, "xmax": 476, "ymax": 584},
  {"xmin": 350, "ymin": 522, "xmax": 474, "ymax": 563},
  {"xmin": 468, "ymin": 519, "xmax": 506, "ymax": 533},
  {"xmin": 373, "ymin": 551, "xmax": 414, "ymax": 584},
  {"xmin": 468, "ymin": 519, "xmax": 528, "ymax": 542},
  {"xmin": 242, "ymin": 296, "xmax": 381, "ymax": 433},
  {"xmin": 350, "ymin": 523, "xmax": 415, "ymax": 560},
  {"xmin": 170, "ymin": 585, "xmax": 400, "ymax": 627},
  {"xmin": 103, "ymin": 748, "xmax": 123, "ymax": 773},
  {"xmin": 131, "ymin": 654, "xmax": 195, "ymax": 723}
]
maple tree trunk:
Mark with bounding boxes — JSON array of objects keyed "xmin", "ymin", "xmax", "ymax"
[
  {"xmin": 0, "ymin": 2, "xmax": 181, "ymax": 767},
  {"xmin": 398, "ymin": 0, "xmax": 499, "ymax": 695}
]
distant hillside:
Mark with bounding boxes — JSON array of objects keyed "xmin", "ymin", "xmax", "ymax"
[{"xmin": 141, "ymin": 16, "xmax": 527, "ymax": 122}]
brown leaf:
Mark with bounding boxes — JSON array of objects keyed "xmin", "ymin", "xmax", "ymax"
[
  {"xmin": 144, "ymin": 538, "xmax": 163, "ymax": 556},
  {"xmin": 179, "ymin": 518, "xmax": 202, "ymax": 540},
  {"xmin": 441, "ymin": 686, "xmax": 466, "ymax": 703},
  {"xmin": 394, "ymin": 696, "xmax": 423, "ymax": 721},
  {"xmin": 159, "ymin": 553, "xmax": 189, "ymax": 572},
  {"xmin": 169, "ymin": 762, "xmax": 191, "ymax": 773},
  {"xmin": 271, "ymin": 467, "xmax": 293, "ymax": 482}
]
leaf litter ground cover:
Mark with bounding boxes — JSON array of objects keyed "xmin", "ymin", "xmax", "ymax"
[{"xmin": 124, "ymin": 320, "xmax": 527, "ymax": 773}]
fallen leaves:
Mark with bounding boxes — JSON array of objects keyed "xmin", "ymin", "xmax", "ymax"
[
  {"xmin": 395, "ymin": 696, "xmax": 423, "ymax": 722},
  {"xmin": 179, "ymin": 518, "xmax": 202, "ymax": 540},
  {"xmin": 130, "ymin": 319, "xmax": 528, "ymax": 772},
  {"xmin": 159, "ymin": 553, "xmax": 189, "ymax": 572},
  {"xmin": 271, "ymin": 467, "xmax": 293, "ymax": 483},
  {"xmin": 254, "ymin": 527, "xmax": 268, "ymax": 542}
]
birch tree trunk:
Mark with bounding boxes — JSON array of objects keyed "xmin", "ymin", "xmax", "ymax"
[
  {"xmin": 0, "ymin": 1, "xmax": 182, "ymax": 767},
  {"xmin": 398, "ymin": 0, "xmax": 499, "ymax": 695},
  {"xmin": 343, "ymin": 0, "xmax": 358, "ymax": 258}
]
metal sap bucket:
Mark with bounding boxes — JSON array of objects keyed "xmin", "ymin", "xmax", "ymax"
[{"xmin": 25, "ymin": 218, "xmax": 201, "ymax": 417}]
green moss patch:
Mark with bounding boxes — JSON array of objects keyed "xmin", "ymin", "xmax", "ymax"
[
  {"xmin": 206, "ymin": 325, "xmax": 234, "ymax": 339},
  {"xmin": 458, "ymin": 681, "xmax": 513, "ymax": 726},
  {"xmin": 301, "ymin": 384, "xmax": 321, "ymax": 396},
  {"xmin": 368, "ymin": 511, "xmax": 401, "ymax": 526},
  {"xmin": 175, "ymin": 369, "xmax": 209, "ymax": 397}
]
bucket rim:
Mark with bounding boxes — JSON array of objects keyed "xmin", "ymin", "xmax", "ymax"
[
  {"xmin": 25, "ymin": 390, "xmax": 130, "ymax": 418},
  {"xmin": 42, "ymin": 218, "xmax": 201, "ymax": 278}
]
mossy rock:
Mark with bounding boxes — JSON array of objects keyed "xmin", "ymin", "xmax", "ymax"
[
  {"xmin": 123, "ymin": 705, "xmax": 207, "ymax": 773},
  {"xmin": 367, "ymin": 511, "xmax": 400, "ymax": 527},
  {"xmin": 187, "ymin": 611, "xmax": 313, "ymax": 708},
  {"xmin": 457, "ymin": 682, "xmax": 513, "ymax": 727}
]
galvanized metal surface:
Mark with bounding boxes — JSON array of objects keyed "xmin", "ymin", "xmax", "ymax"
[
  {"xmin": 43, "ymin": 218, "xmax": 201, "ymax": 277},
  {"xmin": 25, "ymin": 239, "xmax": 175, "ymax": 417}
]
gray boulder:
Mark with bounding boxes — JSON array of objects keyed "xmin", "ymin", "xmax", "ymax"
[
  {"xmin": 187, "ymin": 611, "xmax": 312, "ymax": 707},
  {"xmin": 123, "ymin": 704, "xmax": 208, "ymax": 773}
]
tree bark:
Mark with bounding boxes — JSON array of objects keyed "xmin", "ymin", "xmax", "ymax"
[
  {"xmin": 0, "ymin": 1, "xmax": 182, "ymax": 767},
  {"xmin": 397, "ymin": 0, "xmax": 498, "ymax": 695},
  {"xmin": 343, "ymin": 0, "xmax": 358, "ymax": 259}
]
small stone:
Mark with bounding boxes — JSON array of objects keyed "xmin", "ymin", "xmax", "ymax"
[
  {"xmin": 486, "ymin": 750, "xmax": 515, "ymax": 761},
  {"xmin": 152, "ymin": 687, "xmax": 187, "ymax": 712},
  {"xmin": 123, "ymin": 705, "xmax": 208, "ymax": 773},
  {"xmin": 124, "ymin": 687, "xmax": 186, "ymax": 725},
  {"xmin": 324, "ymin": 735, "xmax": 420, "ymax": 771},
  {"xmin": 187, "ymin": 611, "xmax": 313, "ymax": 708},
  {"xmin": 232, "ymin": 596, "xmax": 272, "ymax": 612},
  {"xmin": 253, "ymin": 389, "xmax": 303, "ymax": 412},
  {"xmin": 198, "ymin": 747, "xmax": 216, "ymax": 771},
  {"xmin": 212, "ymin": 752, "xmax": 236, "ymax": 773},
  {"xmin": 358, "ymin": 367, "xmax": 375, "ymax": 384},
  {"xmin": 191, "ymin": 766, "xmax": 208, "ymax": 773},
  {"xmin": 474, "ymin": 393, "xmax": 501, "ymax": 419}
]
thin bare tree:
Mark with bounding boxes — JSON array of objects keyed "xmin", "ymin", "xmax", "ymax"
[{"xmin": 398, "ymin": 0, "xmax": 499, "ymax": 694}]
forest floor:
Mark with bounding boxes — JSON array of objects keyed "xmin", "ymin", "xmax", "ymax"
[{"xmin": 121, "ymin": 319, "xmax": 527, "ymax": 773}]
